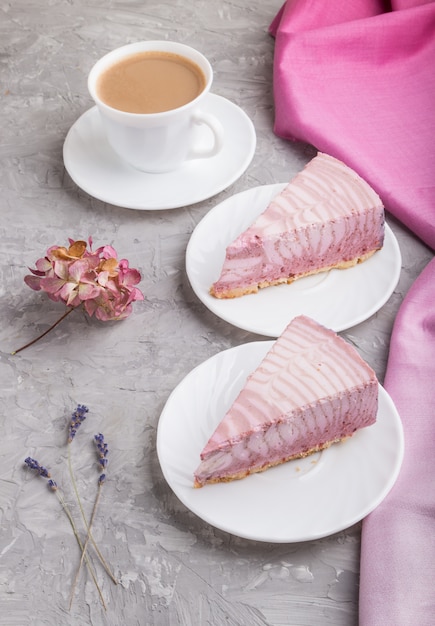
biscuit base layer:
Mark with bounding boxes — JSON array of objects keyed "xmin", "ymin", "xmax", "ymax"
[
  {"xmin": 193, "ymin": 435, "xmax": 351, "ymax": 488},
  {"xmin": 210, "ymin": 249, "xmax": 379, "ymax": 299}
]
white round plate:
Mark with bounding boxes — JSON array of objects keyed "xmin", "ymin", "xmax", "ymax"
[
  {"xmin": 62, "ymin": 94, "xmax": 256, "ymax": 210},
  {"xmin": 186, "ymin": 184, "xmax": 401, "ymax": 336},
  {"xmin": 157, "ymin": 341, "xmax": 404, "ymax": 543}
]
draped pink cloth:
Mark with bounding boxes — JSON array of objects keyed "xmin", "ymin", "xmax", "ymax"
[
  {"xmin": 360, "ymin": 255, "xmax": 435, "ymax": 624},
  {"xmin": 269, "ymin": 0, "xmax": 435, "ymax": 251},
  {"xmin": 269, "ymin": 1, "xmax": 435, "ymax": 623}
]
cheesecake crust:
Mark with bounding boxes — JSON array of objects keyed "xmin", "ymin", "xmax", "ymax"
[
  {"xmin": 194, "ymin": 436, "xmax": 352, "ymax": 488},
  {"xmin": 210, "ymin": 249, "xmax": 379, "ymax": 299}
]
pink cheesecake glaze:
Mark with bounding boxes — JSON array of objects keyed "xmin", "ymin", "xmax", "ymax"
[
  {"xmin": 194, "ymin": 315, "xmax": 378, "ymax": 487},
  {"xmin": 211, "ymin": 153, "xmax": 385, "ymax": 298}
]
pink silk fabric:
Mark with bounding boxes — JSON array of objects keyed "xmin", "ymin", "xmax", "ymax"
[
  {"xmin": 269, "ymin": 0, "xmax": 435, "ymax": 251},
  {"xmin": 269, "ymin": 1, "xmax": 435, "ymax": 624},
  {"xmin": 360, "ymin": 256, "xmax": 435, "ymax": 624}
]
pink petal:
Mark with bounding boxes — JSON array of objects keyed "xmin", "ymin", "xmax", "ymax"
[
  {"xmin": 68, "ymin": 259, "xmax": 91, "ymax": 282},
  {"xmin": 79, "ymin": 270, "xmax": 99, "ymax": 285},
  {"xmin": 46, "ymin": 246, "xmax": 62, "ymax": 262},
  {"xmin": 94, "ymin": 307, "xmax": 113, "ymax": 321},
  {"xmin": 97, "ymin": 270, "xmax": 109, "ymax": 287},
  {"xmin": 120, "ymin": 268, "xmax": 142, "ymax": 287},
  {"xmin": 53, "ymin": 259, "xmax": 70, "ymax": 280},
  {"xmin": 27, "ymin": 267, "xmax": 46, "ymax": 277},
  {"xmin": 58, "ymin": 282, "xmax": 78, "ymax": 305},
  {"xmin": 101, "ymin": 245, "xmax": 118, "ymax": 259},
  {"xmin": 40, "ymin": 276, "xmax": 67, "ymax": 294},
  {"xmin": 83, "ymin": 299, "xmax": 98, "ymax": 317},
  {"xmin": 78, "ymin": 283, "xmax": 101, "ymax": 301},
  {"xmin": 114, "ymin": 305, "xmax": 133, "ymax": 320},
  {"xmin": 67, "ymin": 293, "xmax": 82, "ymax": 308},
  {"xmin": 84, "ymin": 254, "xmax": 100, "ymax": 270},
  {"xmin": 104, "ymin": 279, "xmax": 120, "ymax": 296},
  {"xmin": 128, "ymin": 286, "xmax": 144, "ymax": 302},
  {"xmin": 35, "ymin": 257, "xmax": 53, "ymax": 273},
  {"xmin": 46, "ymin": 292, "xmax": 63, "ymax": 303},
  {"xmin": 24, "ymin": 275, "xmax": 42, "ymax": 291}
]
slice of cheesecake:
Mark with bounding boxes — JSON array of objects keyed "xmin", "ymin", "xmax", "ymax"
[
  {"xmin": 194, "ymin": 315, "xmax": 378, "ymax": 487},
  {"xmin": 210, "ymin": 153, "xmax": 385, "ymax": 298}
]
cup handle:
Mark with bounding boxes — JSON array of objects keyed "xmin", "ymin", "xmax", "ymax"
[{"xmin": 187, "ymin": 112, "xmax": 224, "ymax": 160}]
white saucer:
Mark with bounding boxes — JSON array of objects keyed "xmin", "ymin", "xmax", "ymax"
[
  {"xmin": 186, "ymin": 183, "xmax": 402, "ymax": 336},
  {"xmin": 157, "ymin": 341, "xmax": 404, "ymax": 542},
  {"xmin": 62, "ymin": 94, "xmax": 256, "ymax": 210}
]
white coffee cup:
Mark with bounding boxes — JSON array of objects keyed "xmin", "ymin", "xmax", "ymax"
[{"xmin": 88, "ymin": 41, "xmax": 224, "ymax": 173}]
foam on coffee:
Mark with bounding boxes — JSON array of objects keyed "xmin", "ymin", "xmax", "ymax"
[{"xmin": 96, "ymin": 51, "xmax": 206, "ymax": 114}]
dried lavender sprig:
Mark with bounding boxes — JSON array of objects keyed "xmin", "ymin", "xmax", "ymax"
[
  {"xmin": 67, "ymin": 404, "xmax": 89, "ymax": 443},
  {"xmin": 23, "ymin": 458, "xmax": 107, "ymax": 610},
  {"xmin": 69, "ymin": 433, "xmax": 114, "ymax": 608},
  {"xmin": 24, "ymin": 457, "xmax": 51, "ymax": 478},
  {"xmin": 55, "ymin": 486, "xmax": 107, "ymax": 611},
  {"xmin": 94, "ymin": 433, "xmax": 108, "ymax": 471},
  {"xmin": 69, "ymin": 477, "xmax": 106, "ymax": 608},
  {"xmin": 67, "ymin": 431, "xmax": 117, "ymax": 585}
]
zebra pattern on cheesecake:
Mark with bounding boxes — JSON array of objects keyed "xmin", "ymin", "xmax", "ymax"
[
  {"xmin": 210, "ymin": 152, "xmax": 385, "ymax": 299},
  {"xmin": 194, "ymin": 315, "xmax": 378, "ymax": 487}
]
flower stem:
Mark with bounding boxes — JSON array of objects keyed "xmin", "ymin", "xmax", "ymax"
[
  {"xmin": 67, "ymin": 445, "xmax": 118, "ymax": 584},
  {"xmin": 11, "ymin": 307, "xmax": 75, "ymax": 355},
  {"xmin": 69, "ymin": 481, "xmax": 103, "ymax": 610},
  {"xmin": 55, "ymin": 489, "xmax": 107, "ymax": 611}
]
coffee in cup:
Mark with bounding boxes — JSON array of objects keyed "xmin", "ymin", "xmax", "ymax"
[
  {"xmin": 88, "ymin": 41, "xmax": 224, "ymax": 173},
  {"xmin": 96, "ymin": 51, "xmax": 207, "ymax": 114}
]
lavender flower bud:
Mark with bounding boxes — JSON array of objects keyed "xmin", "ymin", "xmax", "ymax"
[
  {"xmin": 68, "ymin": 404, "xmax": 89, "ymax": 442},
  {"xmin": 94, "ymin": 433, "xmax": 108, "ymax": 474},
  {"xmin": 48, "ymin": 479, "xmax": 58, "ymax": 491},
  {"xmin": 24, "ymin": 457, "xmax": 51, "ymax": 478}
]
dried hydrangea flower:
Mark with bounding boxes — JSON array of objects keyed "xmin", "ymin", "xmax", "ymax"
[
  {"xmin": 24, "ymin": 237, "xmax": 143, "ymax": 320},
  {"xmin": 13, "ymin": 237, "xmax": 144, "ymax": 354}
]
